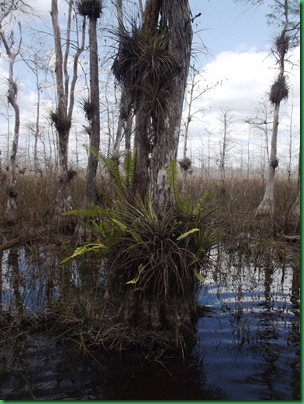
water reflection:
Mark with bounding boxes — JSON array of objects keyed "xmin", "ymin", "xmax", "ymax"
[
  {"xmin": 197, "ymin": 245, "xmax": 300, "ymax": 400},
  {"xmin": 0, "ymin": 243, "xmax": 300, "ymax": 400},
  {"xmin": 2, "ymin": 247, "xmax": 60, "ymax": 314}
]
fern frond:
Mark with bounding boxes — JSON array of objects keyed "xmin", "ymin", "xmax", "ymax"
[
  {"xmin": 61, "ymin": 242, "xmax": 107, "ymax": 263},
  {"xmin": 123, "ymin": 149, "xmax": 137, "ymax": 190},
  {"xmin": 177, "ymin": 228, "xmax": 199, "ymax": 240}
]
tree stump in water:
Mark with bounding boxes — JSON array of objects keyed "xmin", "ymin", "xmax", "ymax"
[{"xmin": 109, "ymin": 289, "xmax": 198, "ymax": 358}]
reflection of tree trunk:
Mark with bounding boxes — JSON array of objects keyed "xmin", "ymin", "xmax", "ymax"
[
  {"xmin": 263, "ymin": 266, "xmax": 272, "ymax": 310},
  {"xmin": 8, "ymin": 248, "xmax": 24, "ymax": 316},
  {"xmin": 291, "ymin": 264, "xmax": 300, "ymax": 312}
]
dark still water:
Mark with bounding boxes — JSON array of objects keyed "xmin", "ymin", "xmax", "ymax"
[{"xmin": 0, "ymin": 243, "xmax": 300, "ymax": 400}]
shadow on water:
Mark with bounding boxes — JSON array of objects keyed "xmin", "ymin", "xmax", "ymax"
[{"xmin": 0, "ymin": 242, "xmax": 300, "ymax": 400}]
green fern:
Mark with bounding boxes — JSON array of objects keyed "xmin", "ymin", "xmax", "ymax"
[
  {"xmin": 61, "ymin": 242, "xmax": 107, "ymax": 263},
  {"xmin": 177, "ymin": 228, "xmax": 199, "ymax": 240},
  {"xmin": 123, "ymin": 149, "xmax": 137, "ymax": 190}
]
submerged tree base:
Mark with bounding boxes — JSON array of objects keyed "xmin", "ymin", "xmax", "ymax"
[{"xmin": 46, "ymin": 292, "xmax": 199, "ymax": 361}]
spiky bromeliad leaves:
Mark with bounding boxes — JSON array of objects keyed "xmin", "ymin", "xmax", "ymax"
[
  {"xmin": 63, "ymin": 157, "xmax": 217, "ymax": 304},
  {"xmin": 61, "ymin": 156, "xmax": 218, "ymax": 357}
]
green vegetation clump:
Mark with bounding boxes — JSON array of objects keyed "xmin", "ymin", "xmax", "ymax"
[{"xmin": 59, "ymin": 155, "xmax": 218, "ymax": 357}]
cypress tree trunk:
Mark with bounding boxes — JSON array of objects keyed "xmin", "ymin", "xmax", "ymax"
[
  {"xmin": 51, "ymin": 0, "xmax": 85, "ymax": 231},
  {"xmin": 83, "ymin": 13, "xmax": 101, "ymax": 208}
]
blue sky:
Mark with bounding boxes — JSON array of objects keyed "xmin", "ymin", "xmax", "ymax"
[
  {"xmin": 181, "ymin": 0, "xmax": 300, "ymax": 170},
  {"xmin": 190, "ymin": 0, "xmax": 273, "ymax": 62}
]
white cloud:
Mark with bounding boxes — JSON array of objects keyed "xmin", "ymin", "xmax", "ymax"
[
  {"xmin": 180, "ymin": 46, "xmax": 300, "ymax": 170},
  {"xmin": 200, "ymin": 50, "xmax": 274, "ymax": 111},
  {"xmin": 199, "ymin": 46, "xmax": 300, "ymax": 111}
]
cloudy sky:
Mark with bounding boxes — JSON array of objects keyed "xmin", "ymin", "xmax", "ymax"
[
  {"xmin": 0, "ymin": 0, "xmax": 300, "ymax": 176},
  {"xmin": 183, "ymin": 0, "xmax": 300, "ymax": 173}
]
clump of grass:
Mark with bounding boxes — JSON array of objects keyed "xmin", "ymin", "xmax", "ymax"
[{"xmin": 178, "ymin": 175, "xmax": 299, "ymax": 254}]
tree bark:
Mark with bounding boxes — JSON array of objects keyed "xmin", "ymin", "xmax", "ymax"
[
  {"xmin": 135, "ymin": 0, "xmax": 193, "ymax": 207},
  {"xmin": 256, "ymin": 0, "xmax": 296, "ymax": 217},
  {"xmin": 256, "ymin": 102, "xmax": 279, "ymax": 215},
  {"xmin": 83, "ymin": 14, "xmax": 101, "ymax": 208},
  {"xmin": 0, "ymin": 24, "xmax": 21, "ymax": 224},
  {"xmin": 51, "ymin": 0, "xmax": 85, "ymax": 231},
  {"xmin": 74, "ymin": 0, "xmax": 102, "ymax": 241}
]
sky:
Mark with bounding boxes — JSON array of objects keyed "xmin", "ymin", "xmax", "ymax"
[
  {"xmin": 182, "ymin": 0, "xmax": 300, "ymax": 174},
  {"xmin": 191, "ymin": 0, "xmax": 274, "ymax": 59},
  {"xmin": 0, "ymin": 0, "xmax": 300, "ymax": 177}
]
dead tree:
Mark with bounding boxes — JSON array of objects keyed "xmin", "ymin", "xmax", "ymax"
[{"xmin": 50, "ymin": 0, "xmax": 86, "ymax": 231}]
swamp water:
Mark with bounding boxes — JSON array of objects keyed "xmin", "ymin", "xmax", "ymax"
[{"xmin": 0, "ymin": 243, "xmax": 300, "ymax": 400}]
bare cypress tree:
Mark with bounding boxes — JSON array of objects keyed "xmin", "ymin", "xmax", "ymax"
[
  {"xmin": 257, "ymin": 0, "xmax": 299, "ymax": 217},
  {"xmin": 21, "ymin": 43, "xmax": 51, "ymax": 183},
  {"xmin": 236, "ymin": 0, "xmax": 299, "ymax": 216},
  {"xmin": 0, "ymin": 1, "xmax": 33, "ymax": 224},
  {"xmin": 50, "ymin": 0, "xmax": 86, "ymax": 231},
  {"xmin": 77, "ymin": 0, "xmax": 102, "ymax": 208},
  {"xmin": 74, "ymin": 0, "xmax": 102, "ymax": 241}
]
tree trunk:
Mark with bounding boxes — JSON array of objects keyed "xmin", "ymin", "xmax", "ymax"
[
  {"xmin": 256, "ymin": 102, "xmax": 280, "ymax": 215},
  {"xmin": 113, "ymin": 87, "xmax": 132, "ymax": 155},
  {"xmin": 83, "ymin": 15, "xmax": 100, "ymax": 208},
  {"xmin": 0, "ymin": 26, "xmax": 21, "ymax": 225},
  {"xmin": 145, "ymin": 0, "xmax": 193, "ymax": 207},
  {"xmin": 74, "ymin": 1, "xmax": 102, "ymax": 241},
  {"xmin": 33, "ymin": 61, "xmax": 41, "ymax": 182},
  {"xmin": 51, "ymin": 0, "xmax": 73, "ymax": 230},
  {"xmin": 113, "ymin": 0, "xmax": 132, "ymax": 156},
  {"xmin": 134, "ymin": 96, "xmax": 150, "ymax": 198},
  {"xmin": 285, "ymin": 148, "xmax": 300, "ymax": 234},
  {"xmin": 51, "ymin": 0, "xmax": 85, "ymax": 231},
  {"xmin": 256, "ymin": 0, "xmax": 294, "ymax": 217}
]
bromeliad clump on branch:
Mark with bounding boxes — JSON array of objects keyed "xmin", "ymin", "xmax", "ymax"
[
  {"xmin": 269, "ymin": 74, "xmax": 289, "ymax": 105},
  {"xmin": 77, "ymin": 0, "xmax": 102, "ymax": 18},
  {"xmin": 112, "ymin": 22, "xmax": 179, "ymax": 115},
  {"xmin": 50, "ymin": 111, "xmax": 72, "ymax": 134},
  {"xmin": 111, "ymin": 0, "xmax": 193, "ymax": 205}
]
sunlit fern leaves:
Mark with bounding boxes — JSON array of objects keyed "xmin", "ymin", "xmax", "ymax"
[{"xmin": 61, "ymin": 242, "xmax": 107, "ymax": 264}]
